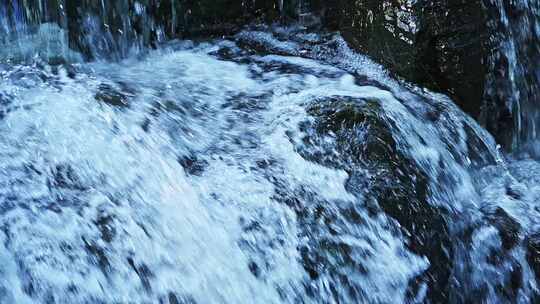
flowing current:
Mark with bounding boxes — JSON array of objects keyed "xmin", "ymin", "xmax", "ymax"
[{"xmin": 0, "ymin": 16, "xmax": 540, "ymax": 304}]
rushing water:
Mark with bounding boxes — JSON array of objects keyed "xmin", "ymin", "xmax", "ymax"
[
  {"xmin": 1, "ymin": 2, "xmax": 540, "ymax": 304},
  {"xmin": 483, "ymin": 0, "xmax": 540, "ymax": 153}
]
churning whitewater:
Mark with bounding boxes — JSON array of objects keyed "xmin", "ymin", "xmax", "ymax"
[{"xmin": 0, "ymin": 24, "xmax": 539, "ymax": 303}]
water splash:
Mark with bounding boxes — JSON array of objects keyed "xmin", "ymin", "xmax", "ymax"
[{"xmin": 0, "ymin": 2, "xmax": 539, "ymax": 303}]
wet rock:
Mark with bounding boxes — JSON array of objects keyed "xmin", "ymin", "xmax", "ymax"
[
  {"xmin": 462, "ymin": 123, "xmax": 499, "ymax": 167},
  {"xmin": 507, "ymin": 262, "xmax": 523, "ymax": 299},
  {"xmin": 177, "ymin": 155, "xmax": 207, "ymax": 176},
  {"xmin": 95, "ymin": 83, "xmax": 132, "ymax": 107},
  {"xmin": 95, "ymin": 212, "xmax": 116, "ymax": 243},
  {"xmin": 61, "ymin": 64, "xmax": 79, "ymax": 79},
  {"xmin": 235, "ymin": 31, "xmax": 301, "ymax": 57},
  {"xmin": 299, "ymin": 237, "xmax": 370, "ymax": 301},
  {"xmin": 526, "ymin": 233, "xmax": 540, "ymax": 280},
  {"xmin": 505, "ymin": 182, "xmax": 527, "ymax": 200},
  {"xmin": 483, "ymin": 207, "xmax": 521, "ymax": 250},
  {"xmin": 321, "ymin": 0, "xmax": 484, "ymax": 118},
  {"xmin": 270, "ymin": 183, "xmax": 375, "ymax": 303},
  {"xmin": 312, "ymin": 0, "xmax": 539, "ymax": 148},
  {"xmin": 298, "ymin": 95, "xmax": 453, "ymax": 303},
  {"xmin": 0, "ymin": 93, "xmax": 12, "ymax": 120},
  {"xmin": 209, "ymin": 46, "xmax": 245, "ymax": 61},
  {"xmin": 315, "ymin": 0, "xmax": 417, "ymax": 79}
]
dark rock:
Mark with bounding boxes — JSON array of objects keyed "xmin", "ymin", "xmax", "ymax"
[
  {"xmin": 462, "ymin": 123, "xmax": 499, "ymax": 168},
  {"xmin": 177, "ymin": 155, "xmax": 207, "ymax": 176},
  {"xmin": 63, "ymin": 64, "xmax": 79, "ymax": 79},
  {"xmin": 95, "ymin": 212, "xmax": 116, "ymax": 243},
  {"xmin": 506, "ymin": 183, "xmax": 526, "ymax": 200},
  {"xmin": 317, "ymin": 0, "xmax": 487, "ymax": 117},
  {"xmin": 95, "ymin": 83, "xmax": 132, "ymax": 107},
  {"xmin": 297, "ymin": 95, "xmax": 453, "ymax": 303},
  {"xmin": 312, "ymin": 0, "xmax": 539, "ymax": 149},
  {"xmin": 0, "ymin": 93, "xmax": 12, "ymax": 120},
  {"xmin": 508, "ymin": 262, "xmax": 523, "ymax": 298},
  {"xmin": 526, "ymin": 233, "xmax": 540, "ymax": 280},
  {"xmin": 484, "ymin": 207, "xmax": 521, "ymax": 250},
  {"xmin": 316, "ymin": 0, "xmax": 418, "ymax": 80},
  {"xmin": 267, "ymin": 172, "xmax": 375, "ymax": 302}
]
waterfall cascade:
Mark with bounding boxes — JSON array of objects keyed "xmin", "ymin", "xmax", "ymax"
[
  {"xmin": 0, "ymin": 1, "xmax": 539, "ymax": 303},
  {"xmin": 482, "ymin": 0, "xmax": 539, "ymax": 153}
]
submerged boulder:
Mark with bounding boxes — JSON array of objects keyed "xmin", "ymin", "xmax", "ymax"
[
  {"xmin": 296, "ymin": 95, "xmax": 454, "ymax": 302},
  {"xmin": 95, "ymin": 83, "xmax": 133, "ymax": 108}
]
